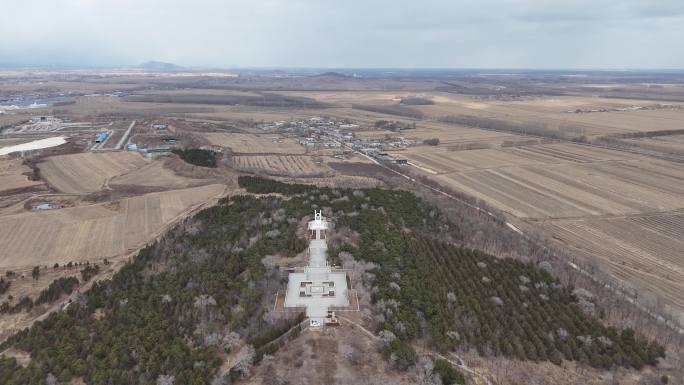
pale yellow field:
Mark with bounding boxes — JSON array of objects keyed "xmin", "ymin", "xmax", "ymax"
[
  {"xmin": 281, "ymin": 90, "xmax": 684, "ymax": 138},
  {"xmin": 233, "ymin": 155, "xmax": 332, "ymax": 177},
  {"xmin": 204, "ymin": 133, "xmax": 305, "ymax": 154},
  {"xmin": 403, "ymin": 143, "xmax": 684, "ymax": 219},
  {"xmin": 409, "ymin": 93, "xmax": 684, "ymax": 137},
  {"xmin": 39, "ymin": 152, "xmax": 148, "ymax": 194},
  {"xmin": 353, "ymin": 121, "xmax": 519, "ymax": 146},
  {"xmin": 0, "ymin": 184, "xmax": 226, "ymax": 268},
  {"xmin": 408, "ymin": 122, "xmax": 520, "ymax": 144},
  {"xmin": 401, "ymin": 142, "xmax": 630, "ymax": 173}
]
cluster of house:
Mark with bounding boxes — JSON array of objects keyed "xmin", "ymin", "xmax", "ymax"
[
  {"xmin": 359, "ymin": 148, "xmax": 409, "ymax": 164},
  {"xmin": 259, "ymin": 117, "xmax": 416, "ymax": 162}
]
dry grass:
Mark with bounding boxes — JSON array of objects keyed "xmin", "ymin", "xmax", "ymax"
[
  {"xmin": 0, "ymin": 158, "xmax": 42, "ymax": 193},
  {"xmin": 0, "ymin": 184, "xmax": 226, "ymax": 269},
  {"xmin": 39, "ymin": 152, "xmax": 148, "ymax": 194},
  {"xmin": 623, "ymin": 134, "xmax": 684, "ymax": 155},
  {"xmin": 247, "ymin": 326, "xmax": 416, "ymax": 385},
  {"xmin": 459, "ymin": 350, "xmax": 674, "ymax": 385}
]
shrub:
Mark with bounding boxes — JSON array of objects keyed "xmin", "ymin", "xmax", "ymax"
[
  {"xmin": 80, "ymin": 264, "xmax": 100, "ymax": 282},
  {"xmin": 433, "ymin": 359, "xmax": 465, "ymax": 385}
]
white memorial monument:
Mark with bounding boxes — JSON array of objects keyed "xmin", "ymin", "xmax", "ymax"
[{"xmin": 283, "ymin": 210, "xmax": 349, "ymax": 326}]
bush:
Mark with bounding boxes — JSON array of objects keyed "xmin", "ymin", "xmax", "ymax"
[
  {"xmin": 386, "ymin": 340, "xmax": 416, "ymax": 370},
  {"xmin": 423, "ymin": 138, "xmax": 440, "ymax": 146},
  {"xmin": 433, "ymin": 359, "xmax": 465, "ymax": 385},
  {"xmin": 0, "ymin": 278, "xmax": 10, "ymax": 295},
  {"xmin": 80, "ymin": 264, "xmax": 100, "ymax": 282}
]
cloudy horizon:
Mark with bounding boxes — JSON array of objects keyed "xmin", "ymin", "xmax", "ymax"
[{"xmin": 1, "ymin": 0, "xmax": 683, "ymax": 69}]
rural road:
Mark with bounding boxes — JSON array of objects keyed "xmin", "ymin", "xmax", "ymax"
[{"xmin": 115, "ymin": 120, "xmax": 136, "ymax": 150}]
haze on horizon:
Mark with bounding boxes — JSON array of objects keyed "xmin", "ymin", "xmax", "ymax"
[{"xmin": 1, "ymin": 0, "xmax": 683, "ymax": 70}]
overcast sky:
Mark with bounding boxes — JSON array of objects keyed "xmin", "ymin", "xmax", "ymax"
[{"xmin": 1, "ymin": 0, "xmax": 682, "ymax": 69}]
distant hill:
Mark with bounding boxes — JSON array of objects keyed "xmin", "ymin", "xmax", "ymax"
[
  {"xmin": 315, "ymin": 71, "xmax": 349, "ymax": 78},
  {"xmin": 138, "ymin": 61, "xmax": 185, "ymax": 71}
]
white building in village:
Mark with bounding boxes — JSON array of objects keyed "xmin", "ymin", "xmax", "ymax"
[{"xmin": 283, "ymin": 211, "xmax": 349, "ymax": 327}]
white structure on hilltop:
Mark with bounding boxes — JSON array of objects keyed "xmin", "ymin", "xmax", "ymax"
[{"xmin": 283, "ymin": 210, "xmax": 349, "ymax": 327}]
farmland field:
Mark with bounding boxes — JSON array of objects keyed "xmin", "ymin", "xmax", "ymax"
[
  {"xmin": 544, "ymin": 212, "xmax": 684, "ymax": 324},
  {"xmin": 203, "ymin": 133, "xmax": 305, "ymax": 154},
  {"xmin": 282, "ymin": 90, "xmax": 684, "ymax": 138},
  {"xmin": 39, "ymin": 152, "xmax": 148, "ymax": 194},
  {"xmin": 0, "ymin": 184, "xmax": 226, "ymax": 268},
  {"xmin": 109, "ymin": 159, "xmax": 212, "ymax": 189},
  {"xmin": 623, "ymin": 134, "xmax": 684, "ymax": 155},
  {"xmin": 400, "ymin": 143, "xmax": 684, "ymax": 219},
  {"xmin": 232, "ymin": 155, "xmax": 332, "ymax": 177},
  {"xmin": 413, "ymin": 94, "xmax": 684, "ymax": 137}
]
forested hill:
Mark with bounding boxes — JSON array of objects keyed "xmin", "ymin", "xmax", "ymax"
[
  {"xmin": 0, "ymin": 177, "xmax": 664, "ymax": 384},
  {"xmin": 238, "ymin": 177, "xmax": 664, "ymax": 370}
]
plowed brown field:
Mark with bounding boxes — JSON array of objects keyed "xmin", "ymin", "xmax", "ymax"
[
  {"xmin": 402, "ymin": 143, "xmax": 684, "ymax": 219},
  {"xmin": 545, "ymin": 212, "xmax": 684, "ymax": 324},
  {"xmin": 233, "ymin": 155, "xmax": 331, "ymax": 177}
]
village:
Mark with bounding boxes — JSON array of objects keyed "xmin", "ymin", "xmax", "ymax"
[{"xmin": 258, "ymin": 116, "xmax": 414, "ymax": 164}]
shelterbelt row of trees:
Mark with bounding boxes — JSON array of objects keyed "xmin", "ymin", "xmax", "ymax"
[{"xmin": 0, "ymin": 176, "xmax": 664, "ymax": 384}]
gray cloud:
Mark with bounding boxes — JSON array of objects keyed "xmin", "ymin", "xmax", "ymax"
[{"xmin": 0, "ymin": 0, "xmax": 682, "ymax": 68}]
